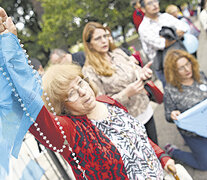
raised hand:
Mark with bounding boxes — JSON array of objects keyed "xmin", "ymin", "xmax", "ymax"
[
  {"xmin": 0, "ymin": 7, "xmax": 17, "ymax": 35},
  {"xmin": 140, "ymin": 61, "xmax": 153, "ymax": 81}
]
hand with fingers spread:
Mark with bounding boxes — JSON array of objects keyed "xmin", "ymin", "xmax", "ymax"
[
  {"xmin": 0, "ymin": 7, "xmax": 17, "ymax": 35},
  {"xmin": 125, "ymin": 77, "xmax": 144, "ymax": 98},
  {"xmin": 139, "ymin": 61, "xmax": 153, "ymax": 81}
]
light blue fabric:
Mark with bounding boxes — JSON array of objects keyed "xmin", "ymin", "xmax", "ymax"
[
  {"xmin": 176, "ymin": 98, "xmax": 207, "ymax": 138},
  {"xmin": 0, "ymin": 33, "xmax": 44, "ymax": 173},
  {"xmin": 20, "ymin": 159, "xmax": 45, "ymax": 180}
]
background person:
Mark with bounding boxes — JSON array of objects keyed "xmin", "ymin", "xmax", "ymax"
[
  {"xmin": 82, "ymin": 21, "xmax": 158, "ymax": 144},
  {"xmin": 199, "ymin": 0, "xmax": 207, "ymax": 33},
  {"xmin": 131, "ymin": 0, "xmax": 145, "ymax": 32},
  {"xmin": 165, "ymin": 4, "xmax": 200, "ymax": 38},
  {"xmin": 49, "ymin": 48, "xmax": 85, "ymax": 67},
  {"xmin": 138, "ymin": 0, "xmax": 189, "ymax": 86},
  {"xmin": 163, "ymin": 49, "xmax": 207, "ymax": 170}
]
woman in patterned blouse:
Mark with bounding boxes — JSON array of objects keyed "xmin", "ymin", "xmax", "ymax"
[
  {"xmin": 163, "ymin": 49, "xmax": 207, "ymax": 170},
  {"xmin": 82, "ymin": 21, "xmax": 159, "ymax": 145}
]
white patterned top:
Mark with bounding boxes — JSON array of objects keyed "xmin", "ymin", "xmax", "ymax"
[{"xmin": 91, "ymin": 104, "xmax": 163, "ymax": 180}]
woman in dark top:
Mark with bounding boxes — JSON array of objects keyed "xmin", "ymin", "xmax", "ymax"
[{"xmin": 164, "ymin": 49, "xmax": 207, "ymax": 170}]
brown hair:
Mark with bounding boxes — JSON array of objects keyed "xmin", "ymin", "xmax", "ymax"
[
  {"xmin": 82, "ymin": 21, "xmax": 116, "ymax": 76},
  {"xmin": 164, "ymin": 49, "xmax": 200, "ymax": 92},
  {"xmin": 42, "ymin": 64, "xmax": 97, "ymax": 115}
]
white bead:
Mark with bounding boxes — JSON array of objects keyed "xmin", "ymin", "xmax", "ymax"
[
  {"xmin": 53, "ymin": 112, "xmax": 56, "ymax": 116},
  {"xmin": 60, "ymin": 149, "xmax": 63, "ymax": 152},
  {"xmin": 57, "ymin": 150, "xmax": 60, "ymax": 153},
  {"xmin": 18, "ymin": 39, "xmax": 21, "ymax": 42},
  {"xmin": 32, "ymin": 70, "xmax": 36, "ymax": 74},
  {"xmin": 43, "ymin": 136, "xmax": 47, "ymax": 140},
  {"xmin": 23, "ymin": 49, "xmax": 26, "ymax": 53},
  {"xmin": 55, "ymin": 117, "xmax": 58, "ymax": 121},
  {"xmin": 49, "ymin": 144, "xmax": 52, "ymax": 147},
  {"xmin": 40, "ymin": 132, "xmax": 43, "ymax": 136},
  {"xmin": 21, "ymin": 44, "xmax": 24, "ymax": 47},
  {"xmin": 44, "ymin": 92, "xmax": 47, "ymax": 96},
  {"xmin": 0, "ymin": 67, "xmax": 3, "ymax": 71},
  {"xmin": 30, "ymin": 65, "xmax": 34, "ymax": 69},
  {"xmin": 21, "ymin": 104, "xmax": 24, "ymax": 107},
  {"xmin": 18, "ymin": 98, "xmax": 22, "ymax": 102},
  {"xmin": 72, "ymin": 153, "xmax": 75, "ymax": 156},
  {"xmin": 53, "ymin": 147, "xmax": 56, "ymax": 150},
  {"xmin": 51, "ymin": 107, "xmax": 54, "ymax": 111},
  {"xmin": 38, "ymin": 80, "xmax": 41, "ymax": 83},
  {"xmin": 57, "ymin": 122, "xmax": 60, "ymax": 125},
  {"xmin": 61, "ymin": 131, "xmax": 64, "ymax": 134},
  {"xmin": 26, "ymin": 55, "xmax": 29, "ymax": 58},
  {"xmin": 9, "ymin": 83, "xmax": 12, "ymax": 86},
  {"xmin": 46, "ymin": 140, "xmax": 50, "ymax": 144},
  {"xmin": 28, "ymin": 60, "xmax": 31, "ymax": 63},
  {"xmin": 3, "ymin": 72, "xmax": 6, "ymax": 75},
  {"xmin": 37, "ymin": 128, "xmax": 40, "ymax": 131},
  {"xmin": 34, "ymin": 123, "xmax": 38, "ymax": 127},
  {"xmin": 59, "ymin": 126, "xmax": 63, "ymax": 130},
  {"xmin": 6, "ymin": 77, "xmax": 10, "ymax": 80},
  {"xmin": 63, "ymin": 145, "xmax": 66, "ymax": 148},
  {"xmin": 73, "ymin": 157, "xmax": 77, "ymax": 160},
  {"xmin": 26, "ymin": 113, "xmax": 30, "ymax": 116},
  {"xmin": 48, "ymin": 103, "xmax": 51, "ymax": 106},
  {"xmin": 77, "ymin": 165, "xmax": 81, "ymax": 169},
  {"xmin": 76, "ymin": 160, "xmax": 79, "ymax": 163},
  {"xmin": 30, "ymin": 118, "xmax": 34, "ymax": 122},
  {"xmin": 12, "ymin": 88, "xmax": 15, "ymax": 92},
  {"xmin": 14, "ymin": 94, "xmax": 18, "ymax": 97},
  {"xmin": 69, "ymin": 147, "xmax": 72, "ymax": 151},
  {"xmin": 23, "ymin": 107, "xmax": 26, "ymax": 111},
  {"xmin": 63, "ymin": 135, "xmax": 67, "ymax": 139}
]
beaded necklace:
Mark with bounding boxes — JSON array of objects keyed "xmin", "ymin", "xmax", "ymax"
[{"xmin": 0, "ymin": 37, "xmax": 88, "ymax": 180}]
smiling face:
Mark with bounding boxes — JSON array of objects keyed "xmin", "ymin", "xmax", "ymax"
[
  {"xmin": 89, "ymin": 28, "xmax": 109, "ymax": 54},
  {"xmin": 176, "ymin": 57, "xmax": 193, "ymax": 81},
  {"xmin": 142, "ymin": 0, "xmax": 160, "ymax": 18},
  {"xmin": 64, "ymin": 76, "xmax": 97, "ymax": 116}
]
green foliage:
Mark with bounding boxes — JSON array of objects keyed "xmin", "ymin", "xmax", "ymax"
[
  {"xmin": 0, "ymin": 0, "xmax": 195, "ymax": 65},
  {"xmin": 38, "ymin": 0, "xmax": 134, "ymax": 50},
  {"xmin": 0, "ymin": 0, "xmax": 49, "ymax": 66}
]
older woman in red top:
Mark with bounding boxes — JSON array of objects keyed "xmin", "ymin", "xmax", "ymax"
[{"xmin": 0, "ymin": 7, "xmax": 175, "ymax": 180}]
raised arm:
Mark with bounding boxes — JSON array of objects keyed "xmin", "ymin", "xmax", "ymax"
[{"xmin": 0, "ymin": 7, "xmax": 43, "ymax": 159}]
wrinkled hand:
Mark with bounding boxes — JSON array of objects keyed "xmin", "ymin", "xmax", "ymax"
[
  {"xmin": 170, "ymin": 110, "xmax": 181, "ymax": 120},
  {"xmin": 0, "ymin": 7, "xmax": 17, "ymax": 35},
  {"xmin": 140, "ymin": 61, "xmax": 153, "ymax": 81},
  {"xmin": 125, "ymin": 78, "xmax": 144, "ymax": 98},
  {"xmin": 164, "ymin": 159, "xmax": 176, "ymax": 174}
]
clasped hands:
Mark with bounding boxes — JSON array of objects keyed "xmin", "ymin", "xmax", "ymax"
[{"xmin": 0, "ymin": 7, "xmax": 17, "ymax": 35}]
